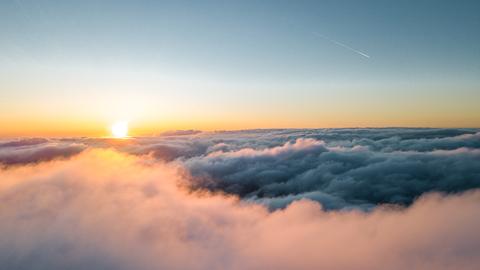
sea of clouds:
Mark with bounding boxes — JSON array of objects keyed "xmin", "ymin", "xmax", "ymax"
[{"xmin": 1, "ymin": 128, "xmax": 480, "ymax": 269}]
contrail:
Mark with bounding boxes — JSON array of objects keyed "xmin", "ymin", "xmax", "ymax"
[{"xmin": 312, "ymin": 32, "xmax": 370, "ymax": 59}]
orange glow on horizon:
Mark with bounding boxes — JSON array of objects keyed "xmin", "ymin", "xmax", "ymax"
[{"xmin": 0, "ymin": 105, "xmax": 479, "ymax": 138}]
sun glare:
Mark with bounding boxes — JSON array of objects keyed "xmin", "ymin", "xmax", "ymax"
[{"xmin": 111, "ymin": 121, "xmax": 129, "ymax": 138}]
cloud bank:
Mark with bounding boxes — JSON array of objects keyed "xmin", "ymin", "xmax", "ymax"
[
  {"xmin": 1, "ymin": 149, "xmax": 480, "ymax": 270},
  {"xmin": 0, "ymin": 140, "xmax": 86, "ymax": 166},
  {"xmin": 1, "ymin": 128, "xmax": 479, "ymax": 210}
]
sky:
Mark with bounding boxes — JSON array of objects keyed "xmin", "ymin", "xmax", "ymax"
[{"xmin": 1, "ymin": 0, "xmax": 479, "ymax": 136}]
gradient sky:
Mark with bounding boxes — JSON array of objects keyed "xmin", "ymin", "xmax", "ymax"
[{"xmin": 1, "ymin": 0, "xmax": 479, "ymax": 136}]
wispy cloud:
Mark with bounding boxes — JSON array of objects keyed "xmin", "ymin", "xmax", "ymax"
[{"xmin": 313, "ymin": 31, "xmax": 371, "ymax": 58}]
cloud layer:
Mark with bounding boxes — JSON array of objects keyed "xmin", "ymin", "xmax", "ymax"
[
  {"xmin": 0, "ymin": 139, "xmax": 86, "ymax": 166},
  {"xmin": 1, "ymin": 128, "xmax": 480, "ymax": 211},
  {"xmin": 1, "ymin": 148, "xmax": 480, "ymax": 270}
]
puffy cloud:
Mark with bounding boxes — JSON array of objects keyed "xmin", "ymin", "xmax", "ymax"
[
  {"xmin": 0, "ymin": 138, "xmax": 48, "ymax": 148},
  {"xmin": 2, "ymin": 129, "xmax": 479, "ymax": 211},
  {"xmin": 126, "ymin": 141, "xmax": 209, "ymax": 161},
  {"xmin": 206, "ymin": 138, "xmax": 326, "ymax": 158},
  {"xmin": 186, "ymin": 138, "xmax": 480, "ymax": 210},
  {"xmin": 0, "ymin": 149, "xmax": 479, "ymax": 270},
  {"xmin": 0, "ymin": 141, "xmax": 86, "ymax": 166},
  {"xmin": 160, "ymin": 129, "xmax": 203, "ymax": 136},
  {"xmin": 348, "ymin": 131, "xmax": 480, "ymax": 152}
]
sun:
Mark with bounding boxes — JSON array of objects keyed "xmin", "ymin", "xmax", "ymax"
[{"xmin": 111, "ymin": 121, "xmax": 129, "ymax": 138}]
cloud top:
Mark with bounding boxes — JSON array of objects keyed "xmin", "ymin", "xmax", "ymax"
[
  {"xmin": 1, "ymin": 148, "xmax": 479, "ymax": 270},
  {"xmin": 1, "ymin": 128, "xmax": 479, "ymax": 210}
]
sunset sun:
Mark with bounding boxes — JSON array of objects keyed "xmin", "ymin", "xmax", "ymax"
[{"xmin": 111, "ymin": 121, "xmax": 128, "ymax": 138}]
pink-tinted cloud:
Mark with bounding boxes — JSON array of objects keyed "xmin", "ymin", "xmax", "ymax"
[
  {"xmin": 1, "ymin": 149, "xmax": 479, "ymax": 270},
  {"xmin": 207, "ymin": 138, "xmax": 326, "ymax": 158},
  {"xmin": 0, "ymin": 142, "xmax": 86, "ymax": 165}
]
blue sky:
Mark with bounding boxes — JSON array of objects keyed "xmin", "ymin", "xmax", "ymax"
[{"xmin": 1, "ymin": 0, "xmax": 479, "ymax": 135}]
